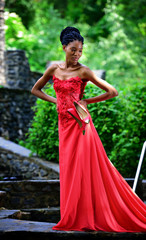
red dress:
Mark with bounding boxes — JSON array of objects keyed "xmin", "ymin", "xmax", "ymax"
[{"xmin": 52, "ymin": 75, "xmax": 146, "ymax": 232}]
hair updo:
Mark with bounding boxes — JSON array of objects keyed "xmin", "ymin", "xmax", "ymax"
[{"xmin": 60, "ymin": 26, "xmax": 84, "ymax": 46}]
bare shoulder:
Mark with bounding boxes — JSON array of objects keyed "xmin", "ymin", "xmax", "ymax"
[
  {"xmin": 44, "ymin": 63, "xmax": 59, "ymax": 77},
  {"xmin": 31, "ymin": 63, "xmax": 60, "ymax": 90},
  {"xmin": 79, "ymin": 64, "xmax": 93, "ymax": 80}
]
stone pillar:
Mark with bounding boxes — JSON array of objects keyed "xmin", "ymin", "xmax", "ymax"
[
  {"xmin": 5, "ymin": 50, "xmax": 42, "ymax": 90},
  {"xmin": 0, "ymin": 0, "xmax": 6, "ymax": 85},
  {"xmin": 5, "ymin": 50, "xmax": 31, "ymax": 89}
]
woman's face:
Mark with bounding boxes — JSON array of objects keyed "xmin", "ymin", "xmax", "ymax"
[{"xmin": 63, "ymin": 40, "xmax": 83, "ymax": 65}]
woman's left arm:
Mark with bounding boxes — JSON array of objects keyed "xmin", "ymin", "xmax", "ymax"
[{"xmin": 81, "ymin": 67, "xmax": 118, "ymax": 105}]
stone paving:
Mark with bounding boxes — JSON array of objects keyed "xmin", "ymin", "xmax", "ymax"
[
  {"xmin": 0, "ymin": 218, "xmax": 145, "ymax": 240},
  {"xmin": 0, "ymin": 208, "xmax": 145, "ymax": 240}
]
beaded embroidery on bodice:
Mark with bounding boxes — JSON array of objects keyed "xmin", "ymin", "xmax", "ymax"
[{"xmin": 53, "ymin": 75, "xmax": 88, "ymax": 129}]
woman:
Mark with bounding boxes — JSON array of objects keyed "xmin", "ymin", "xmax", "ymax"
[{"xmin": 31, "ymin": 26, "xmax": 146, "ymax": 232}]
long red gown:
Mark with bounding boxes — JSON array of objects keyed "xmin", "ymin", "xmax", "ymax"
[{"xmin": 51, "ymin": 75, "xmax": 146, "ymax": 232}]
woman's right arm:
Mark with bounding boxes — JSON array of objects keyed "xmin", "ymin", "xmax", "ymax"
[{"xmin": 31, "ymin": 64, "xmax": 57, "ymax": 104}]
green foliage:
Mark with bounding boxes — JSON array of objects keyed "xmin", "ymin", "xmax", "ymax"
[
  {"xmin": 19, "ymin": 83, "xmax": 59, "ymax": 162},
  {"xmin": 5, "ymin": 0, "xmax": 36, "ymax": 28},
  {"xmin": 20, "ymin": 81, "xmax": 146, "ymax": 178},
  {"xmin": 109, "ymin": 84, "xmax": 146, "ymax": 178},
  {"xmin": 5, "ymin": 0, "xmax": 146, "ymax": 83},
  {"xmin": 65, "ymin": 0, "xmax": 107, "ymax": 26},
  {"xmin": 81, "ymin": 1, "xmax": 146, "ymax": 88},
  {"xmin": 4, "ymin": 5, "xmax": 69, "ymax": 72}
]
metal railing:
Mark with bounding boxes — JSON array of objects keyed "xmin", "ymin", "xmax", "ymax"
[{"xmin": 133, "ymin": 141, "xmax": 146, "ymax": 192}]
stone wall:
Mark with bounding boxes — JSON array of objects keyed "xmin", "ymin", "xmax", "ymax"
[
  {"xmin": 0, "ymin": 87, "xmax": 36, "ymax": 141},
  {"xmin": 5, "ymin": 50, "xmax": 42, "ymax": 90},
  {"xmin": 0, "ymin": 50, "xmax": 44, "ymax": 142}
]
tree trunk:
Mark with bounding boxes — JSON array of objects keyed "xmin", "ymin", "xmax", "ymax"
[{"xmin": 0, "ymin": 0, "xmax": 6, "ymax": 85}]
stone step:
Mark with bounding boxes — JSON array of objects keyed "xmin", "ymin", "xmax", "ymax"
[
  {"xmin": 0, "ymin": 190, "xmax": 7, "ymax": 208},
  {"xmin": 0, "ymin": 209, "xmax": 30, "ymax": 220},
  {"xmin": 0, "ymin": 207, "xmax": 60, "ymax": 223},
  {"xmin": 21, "ymin": 207, "xmax": 60, "ymax": 223},
  {"xmin": 0, "ymin": 180, "xmax": 60, "ymax": 209},
  {"xmin": 124, "ymin": 178, "xmax": 144, "ymax": 201},
  {"xmin": 0, "ymin": 218, "xmax": 145, "ymax": 240},
  {"xmin": 0, "ymin": 179, "xmax": 145, "ymax": 210},
  {"xmin": 0, "ymin": 191, "xmax": 6, "ymax": 197},
  {"xmin": 0, "ymin": 137, "xmax": 59, "ymax": 180},
  {"xmin": 0, "ymin": 179, "xmax": 146, "ymax": 209},
  {"xmin": 142, "ymin": 180, "xmax": 146, "ymax": 201}
]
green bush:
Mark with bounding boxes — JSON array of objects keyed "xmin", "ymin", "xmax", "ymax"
[
  {"xmin": 19, "ymin": 82, "xmax": 59, "ymax": 161},
  {"xmin": 109, "ymin": 84, "xmax": 146, "ymax": 178},
  {"xmin": 20, "ymin": 81, "xmax": 146, "ymax": 178}
]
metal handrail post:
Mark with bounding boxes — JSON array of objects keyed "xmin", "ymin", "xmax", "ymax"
[{"xmin": 132, "ymin": 141, "xmax": 146, "ymax": 192}]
